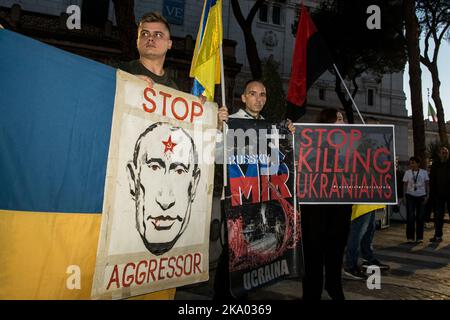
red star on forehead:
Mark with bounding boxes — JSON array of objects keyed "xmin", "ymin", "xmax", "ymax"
[{"xmin": 162, "ymin": 135, "xmax": 177, "ymax": 153}]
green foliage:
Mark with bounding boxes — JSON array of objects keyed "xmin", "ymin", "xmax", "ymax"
[
  {"xmin": 260, "ymin": 55, "xmax": 286, "ymax": 122},
  {"xmin": 417, "ymin": 0, "xmax": 450, "ymax": 41},
  {"xmin": 310, "ymin": 0, "xmax": 407, "ymax": 81}
]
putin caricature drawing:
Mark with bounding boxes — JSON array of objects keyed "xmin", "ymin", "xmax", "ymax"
[{"xmin": 127, "ymin": 122, "xmax": 201, "ymax": 256}]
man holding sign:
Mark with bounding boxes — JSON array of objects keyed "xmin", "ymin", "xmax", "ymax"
[
  {"xmin": 91, "ymin": 12, "xmax": 217, "ymax": 300},
  {"xmin": 295, "ymin": 108, "xmax": 396, "ymax": 300},
  {"xmin": 118, "ymin": 12, "xmax": 177, "ymax": 89},
  {"xmin": 214, "ymin": 79, "xmax": 296, "ymax": 300}
]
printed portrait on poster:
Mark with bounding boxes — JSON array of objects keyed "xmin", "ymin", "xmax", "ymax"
[{"xmin": 126, "ymin": 122, "xmax": 201, "ymax": 256}]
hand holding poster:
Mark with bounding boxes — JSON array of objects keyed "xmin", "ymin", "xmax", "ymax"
[
  {"xmin": 92, "ymin": 70, "xmax": 217, "ymax": 299},
  {"xmin": 224, "ymin": 118, "xmax": 303, "ymax": 298},
  {"xmin": 294, "ymin": 124, "xmax": 397, "ymax": 204}
]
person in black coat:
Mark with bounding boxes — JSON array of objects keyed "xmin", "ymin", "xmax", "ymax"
[
  {"xmin": 300, "ymin": 108, "xmax": 352, "ymax": 300},
  {"xmin": 429, "ymin": 146, "xmax": 450, "ymax": 242}
]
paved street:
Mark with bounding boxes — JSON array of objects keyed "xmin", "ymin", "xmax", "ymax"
[{"xmin": 176, "ymin": 220, "xmax": 450, "ymax": 300}]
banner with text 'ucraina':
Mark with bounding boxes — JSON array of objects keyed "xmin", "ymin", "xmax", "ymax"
[
  {"xmin": 225, "ymin": 119, "xmax": 303, "ymax": 298},
  {"xmin": 91, "ymin": 70, "xmax": 217, "ymax": 299}
]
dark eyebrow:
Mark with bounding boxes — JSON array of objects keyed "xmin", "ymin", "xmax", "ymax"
[
  {"xmin": 146, "ymin": 158, "xmax": 166, "ymax": 169},
  {"xmin": 140, "ymin": 28, "xmax": 165, "ymax": 35},
  {"xmin": 169, "ymin": 162, "xmax": 190, "ymax": 171},
  {"xmin": 247, "ymin": 90, "xmax": 265, "ymax": 95}
]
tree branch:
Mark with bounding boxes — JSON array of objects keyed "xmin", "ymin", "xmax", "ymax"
[
  {"xmin": 438, "ymin": 23, "xmax": 450, "ymax": 43},
  {"xmin": 420, "ymin": 54, "xmax": 431, "ymax": 68},
  {"xmin": 247, "ymin": 0, "xmax": 266, "ymax": 25},
  {"xmin": 230, "ymin": 0, "xmax": 263, "ymax": 78},
  {"xmin": 423, "ymin": 28, "xmax": 431, "ymax": 63},
  {"xmin": 230, "ymin": 0, "xmax": 247, "ymax": 30},
  {"xmin": 351, "ymin": 76, "xmax": 359, "ymax": 99},
  {"xmin": 431, "ymin": 23, "xmax": 449, "ymax": 63}
]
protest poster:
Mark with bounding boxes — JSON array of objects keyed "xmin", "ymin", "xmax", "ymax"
[
  {"xmin": 91, "ymin": 70, "xmax": 217, "ymax": 299},
  {"xmin": 294, "ymin": 124, "xmax": 397, "ymax": 204},
  {"xmin": 224, "ymin": 118, "xmax": 303, "ymax": 298}
]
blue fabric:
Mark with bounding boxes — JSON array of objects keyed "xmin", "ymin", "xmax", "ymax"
[
  {"xmin": 200, "ymin": 0, "xmax": 217, "ymax": 41},
  {"xmin": 359, "ymin": 211, "xmax": 376, "ymax": 262},
  {"xmin": 190, "ymin": 0, "xmax": 217, "ymax": 97},
  {"xmin": 228, "ymin": 163, "xmax": 259, "ymax": 178},
  {"xmin": 192, "ymin": 78, "xmax": 205, "ymax": 97},
  {"xmin": 345, "ymin": 211, "xmax": 375, "ymax": 269},
  {"xmin": 0, "ymin": 29, "xmax": 116, "ymax": 213}
]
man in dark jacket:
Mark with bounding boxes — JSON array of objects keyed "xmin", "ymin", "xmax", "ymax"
[
  {"xmin": 429, "ymin": 146, "xmax": 450, "ymax": 242},
  {"xmin": 118, "ymin": 12, "xmax": 178, "ymax": 89}
]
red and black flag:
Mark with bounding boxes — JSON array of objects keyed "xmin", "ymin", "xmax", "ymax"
[{"xmin": 286, "ymin": 5, "xmax": 333, "ymax": 121}]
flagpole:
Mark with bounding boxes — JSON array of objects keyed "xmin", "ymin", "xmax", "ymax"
[
  {"xmin": 220, "ymin": 45, "xmax": 228, "ymax": 187},
  {"xmin": 333, "ymin": 63, "xmax": 365, "ymax": 125}
]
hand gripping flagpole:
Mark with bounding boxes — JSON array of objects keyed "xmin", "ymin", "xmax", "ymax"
[
  {"xmin": 333, "ymin": 63, "xmax": 366, "ymax": 125},
  {"xmin": 220, "ymin": 45, "xmax": 228, "ymax": 187}
]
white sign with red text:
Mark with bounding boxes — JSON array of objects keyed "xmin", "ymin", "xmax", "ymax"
[{"xmin": 91, "ymin": 70, "xmax": 217, "ymax": 299}]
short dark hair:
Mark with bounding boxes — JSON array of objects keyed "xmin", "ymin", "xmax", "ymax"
[
  {"xmin": 409, "ymin": 156, "xmax": 421, "ymax": 164},
  {"xmin": 316, "ymin": 108, "xmax": 340, "ymax": 124},
  {"xmin": 243, "ymin": 79, "xmax": 265, "ymax": 93},
  {"xmin": 139, "ymin": 12, "xmax": 171, "ymax": 35}
]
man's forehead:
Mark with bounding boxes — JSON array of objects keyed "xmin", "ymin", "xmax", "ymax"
[
  {"xmin": 140, "ymin": 126, "xmax": 193, "ymax": 164},
  {"xmin": 245, "ymin": 82, "xmax": 266, "ymax": 93},
  {"xmin": 139, "ymin": 22, "xmax": 169, "ymax": 34}
]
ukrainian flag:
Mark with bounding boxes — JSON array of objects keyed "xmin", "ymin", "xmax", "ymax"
[
  {"xmin": 190, "ymin": 0, "xmax": 223, "ymax": 101},
  {"xmin": 352, "ymin": 205, "xmax": 386, "ymax": 221},
  {"xmin": 0, "ymin": 29, "xmax": 174, "ymax": 300}
]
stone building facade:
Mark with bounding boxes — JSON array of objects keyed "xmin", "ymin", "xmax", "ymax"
[{"xmin": 0, "ymin": 0, "xmax": 410, "ymax": 160}]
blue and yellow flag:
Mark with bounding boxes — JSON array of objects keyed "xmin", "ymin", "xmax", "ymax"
[
  {"xmin": 0, "ymin": 29, "xmax": 174, "ymax": 300},
  {"xmin": 351, "ymin": 204, "xmax": 386, "ymax": 221},
  {"xmin": 190, "ymin": 0, "xmax": 223, "ymax": 101}
]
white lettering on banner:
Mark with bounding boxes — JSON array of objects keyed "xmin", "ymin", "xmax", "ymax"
[
  {"xmin": 243, "ymin": 260, "xmax": 290, "ymax": 290},
  {"xmin": 228, "ymin": 154, "xmax": 270, "ymax": 165}
]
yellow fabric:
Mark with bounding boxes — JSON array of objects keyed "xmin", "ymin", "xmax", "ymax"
[
  {"xmin": 0, "ymin": 210, "xmax": 175, "ymax": 300},
  {"xmin": 189, "ymin": 0, "xmax": 223, "ymax": 101},
  {"xmin": 351, "ymin": 204, "xmax": 386, "ymax": 221}
]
